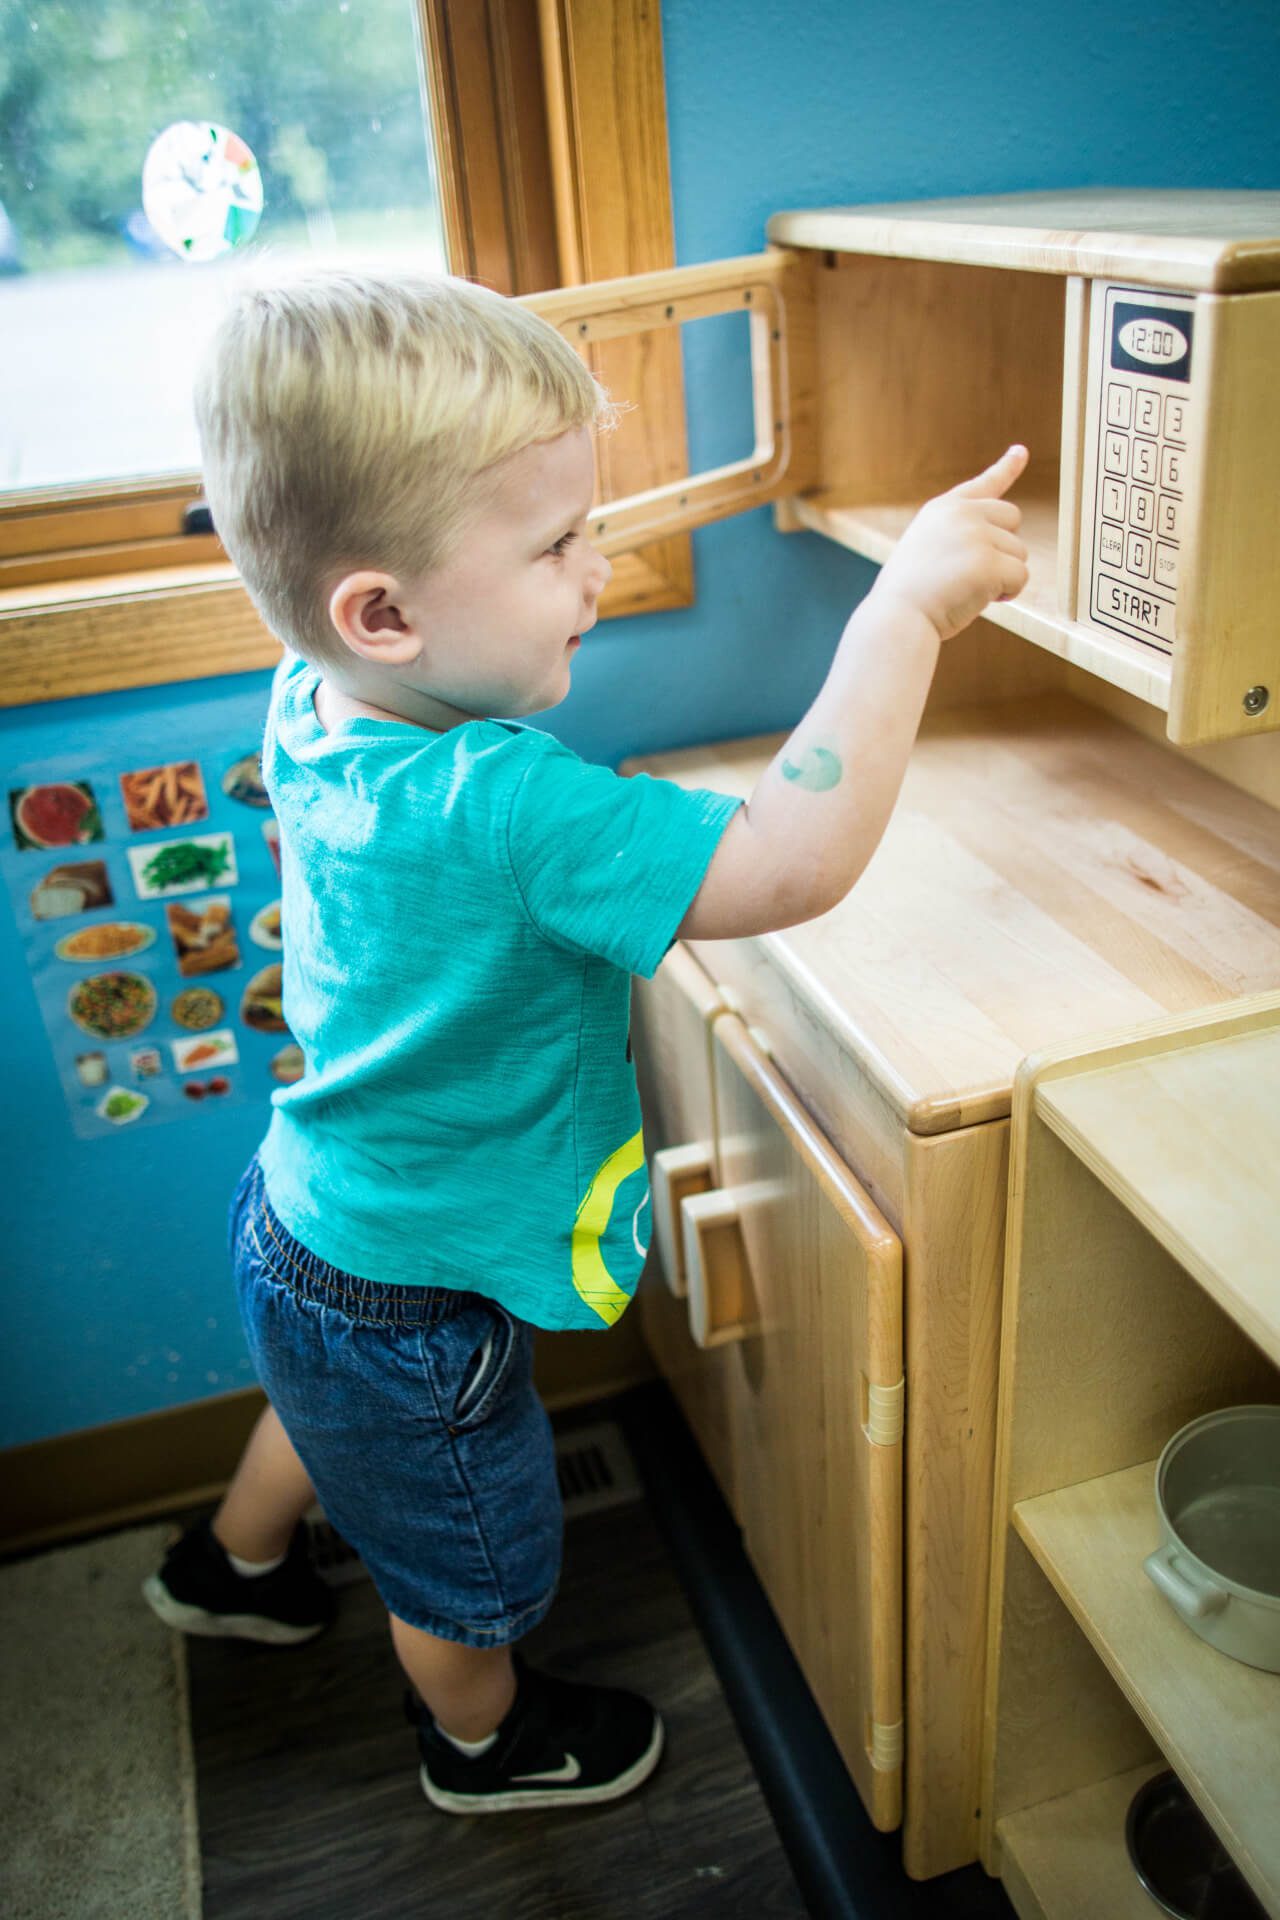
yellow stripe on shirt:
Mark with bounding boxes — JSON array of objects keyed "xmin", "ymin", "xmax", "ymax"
[{"xmin": 571, "ymin": 1127, "xmax": 645, "ymax": 1326}]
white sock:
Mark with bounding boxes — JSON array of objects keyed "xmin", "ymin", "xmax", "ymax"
[
  {"xmin": 435, "ymin": 1721, "xmax": 499, "ymax": 1758},
  {"xmin": 226, "ymin": 1548, "xmax": 286, "ymax": 1577}
]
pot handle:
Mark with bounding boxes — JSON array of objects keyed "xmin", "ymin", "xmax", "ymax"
[{"xmin": 1144, "ymin": 1545, "xmax": 1229, "ymax": 1621}]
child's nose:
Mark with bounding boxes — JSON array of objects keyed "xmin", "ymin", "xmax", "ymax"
[{"xmin": 586, "ymin": 549, "xmax": 612, "ymax": 597}]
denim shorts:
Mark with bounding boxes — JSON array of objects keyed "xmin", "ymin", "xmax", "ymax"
[{"xmin": 228, "ymin": 1155, "xmax": 563, "ymax": 1647}]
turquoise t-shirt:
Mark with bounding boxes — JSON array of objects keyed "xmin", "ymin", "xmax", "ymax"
[{"xmin": 256, "ymin": 653, "xmax": 744, "ymax": 1331}]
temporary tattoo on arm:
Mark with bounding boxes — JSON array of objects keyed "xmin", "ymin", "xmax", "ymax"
[{"xmin": 779, "ymin": 740, "xmax": 843, "ymax": 792}]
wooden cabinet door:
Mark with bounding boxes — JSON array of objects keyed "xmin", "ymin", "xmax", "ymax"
[
  {"xmin": 523, "ymin": 250, "xmax": 817, "ymax": 558},
  {"xmin": 706, "ymin": 1012, "xmax": 905, "ymax": 1830}
]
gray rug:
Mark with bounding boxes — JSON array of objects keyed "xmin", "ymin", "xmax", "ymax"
[{"xmin": 0, "ymin": 1523, "xmax": 201, "ymax": 1920}]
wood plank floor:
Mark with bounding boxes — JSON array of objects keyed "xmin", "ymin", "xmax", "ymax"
[{"xmin": 186, "ymin": 1480, "xmax": 809, "ymax": 1919}]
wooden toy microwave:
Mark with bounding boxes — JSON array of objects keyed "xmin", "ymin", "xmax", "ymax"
[{"xmin": 526, "ymin": 189, "xmax": 1280, "ymax": 748}]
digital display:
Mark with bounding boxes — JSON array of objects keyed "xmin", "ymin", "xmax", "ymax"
[
  {"xmin": 1119, "ymin": 321, "xmax": 1183, "ymax": 363},
  {"xmin": 1110, "ymin": 299, "xmax": 1193, "ymax": 383}
]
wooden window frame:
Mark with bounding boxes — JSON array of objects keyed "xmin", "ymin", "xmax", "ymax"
[{"xmin": 0, "ymin": 0, "xmax": 691, "ymax": 706}]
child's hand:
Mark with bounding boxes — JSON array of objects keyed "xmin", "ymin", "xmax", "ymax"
[{"xmin": 873, "ymin": 444, "xmax": 1030, "ymax": 643}]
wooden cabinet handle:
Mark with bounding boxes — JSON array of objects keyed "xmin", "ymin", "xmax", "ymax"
[
  {"xmin": 682, "ymin": 1190, "xmax": 753, "ymax": 1349},
  {"xmin": 522, "ymin": 250, "xmax": 814, "ymax": 556},
  {"xmin": 651, "ymin": 1142, "xmax": 714, "ymax": 1298},
  {"xmin": 681, "ymin": 1177, "xmax": 786, "ymax": 1348}
]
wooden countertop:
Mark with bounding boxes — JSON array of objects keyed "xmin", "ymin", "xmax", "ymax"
[
  {"xmin": 625, "ymin": 693, "xmax": 1280, "ymax": 1134},
  {"xmin": 766, "ymin": 189, "xmax": 1280, "ymax": 291}
]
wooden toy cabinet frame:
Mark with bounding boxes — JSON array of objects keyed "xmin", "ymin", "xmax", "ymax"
[
  {"xmin": 623, "ymin": 700, "xmax": 1280, "ymax": 1883},
  {"xmin": 981, "ymin": 991, "xmax": 1280, "ymax": 1918},
  {"xmin": 524, "ymin": 189, "xmax": 1280, "ymax": 746}
]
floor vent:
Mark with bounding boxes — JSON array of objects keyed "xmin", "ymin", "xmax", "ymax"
[
  {"xmin": 555, "ymin": 1421, "xmax": 644, "ymax": 1521},
  {"xmin": 303, "ymin": 1423, "xmax": 643, "ymax": 1584}
]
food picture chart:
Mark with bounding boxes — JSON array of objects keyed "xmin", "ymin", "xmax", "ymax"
[{"xmin": 2, "ymin": 687, "xmax": 300, "ymax": 1140}]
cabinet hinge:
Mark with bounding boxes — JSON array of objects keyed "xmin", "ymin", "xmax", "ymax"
[
  {"xmin": 863, "ymin": 1376, "xmax": 904, "ymax": 1446},
  {"xmin": 868, "ymin": 1717, "xmax": 904, "ymax": 1772}
]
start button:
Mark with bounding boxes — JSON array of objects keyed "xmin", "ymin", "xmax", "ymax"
[{"xmin": 1092, "ymin": 570, "xmax": 1176, "ymax": 650}]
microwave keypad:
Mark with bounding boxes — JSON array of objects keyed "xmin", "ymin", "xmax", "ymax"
[{"xmin": 1089, "ymin": 288, "xmax": 1195, "ymax": 655}]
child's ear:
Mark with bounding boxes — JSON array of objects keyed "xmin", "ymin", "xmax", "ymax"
[{"xmin": 328, "ymin": 571, "xmax": 424, "ymax": 667}]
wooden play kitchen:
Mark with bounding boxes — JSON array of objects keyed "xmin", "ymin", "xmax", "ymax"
[{"xmin": 525, "ymin": 191, "xmax": 1280, "ymax": 1891}]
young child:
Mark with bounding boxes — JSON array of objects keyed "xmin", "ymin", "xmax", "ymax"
[{"xmin": 143, "ymin": 261, "xmax": 1028, "ymax": 1816}]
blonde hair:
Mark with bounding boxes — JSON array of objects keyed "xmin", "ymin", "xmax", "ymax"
[{"xmin": 193, "ymin": 261, "xmax": 617, "ymax": 665}]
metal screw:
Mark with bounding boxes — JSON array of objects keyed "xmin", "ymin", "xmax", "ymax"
[
  {"xmin": 679, "ymin": 495, "xmax": 688, "ymax": 507},
  {"xmin": 1243, "ymin": 685, "xmax": 1271, "ymax": 716},
  {"xmin": 578, "ymin": 322, "xmax": 589, "ymax": 336},
  {"xmin": 665, "ymin": 305, "xmax": 674, "ymax": 319},
  {"xmin": 743, "ymin": 289, "xmax": 752, "ymax": 304},
  {"xmin": 596, "ymin": 522, "xmax": 606, "ymax": 535}
]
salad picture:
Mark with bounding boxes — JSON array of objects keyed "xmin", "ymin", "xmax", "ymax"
[{"xmin": 96, "ymin": 1086, "xmax": 149, "ymax": 1126}]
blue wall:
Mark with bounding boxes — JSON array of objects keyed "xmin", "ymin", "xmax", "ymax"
[{"xmin": 5, "ymin": 0, "xmax": 1279, "ymax": 1447}]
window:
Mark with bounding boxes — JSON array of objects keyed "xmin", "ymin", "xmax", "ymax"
[
  {"xmin": 1, "ymin": 0, "xmax": 692, "ymax": 704},
  {"xmin": 0, "ymin": 0, "xmax": 447, "ymax": 497}
]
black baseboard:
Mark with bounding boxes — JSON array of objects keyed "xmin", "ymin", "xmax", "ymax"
[{"xmin": 612, "ymin": 1380, "xmax": 1015, "ymax": 1920}]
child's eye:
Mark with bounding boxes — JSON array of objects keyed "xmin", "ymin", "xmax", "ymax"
[{"xmin": 546, "ymin": 531, "xmax": 577, "ymax": 557}]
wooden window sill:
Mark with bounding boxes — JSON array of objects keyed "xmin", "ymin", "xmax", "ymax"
[{"xmin": 0, "ymin": 544, "xmax": 691, "ymax": 707}]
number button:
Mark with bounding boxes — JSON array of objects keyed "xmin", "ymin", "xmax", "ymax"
[
  {"xmin": 1132, "ymin": 438, "xmax": 1158, "ymax": 485},
  {"xmin": 1102, "ymin": 478, "xmax": 1126, "ymax": 522},
  {"xmin": 1157, "ymin": 494, "xmax": 1181, "ymax": 539},
  {"xmin": 1129, "ymin": 485, "xmax": 1154, "ymax": 532},
  {"xmin": 1106, "ymin": 383, "xmax": 1133, "ymax": 429},
  {"xmin": 1163, "ymin": 394, "xmax": 1187, "ymax": 443},
  {"xmin": 1126, "ymin": 532, "xmax": 1152, "ymax": 578},
  {"xmin": 1135, "ymin": 389, "xmax": 1161, "ymax": 434},
  {"xmin": 1104, "ymin": 432, "xmax": 1130, "ymax": 477},
  {"xmin": 1160, "ymin": 445, "xmax": 1183, "ymax": 491},
  {"xmin": 1154, "ymin": 543, "xmax": 1178, "ymax": 590},
  {"xmin": 1099, "ymin": 523, "xmax": 1125, "ymax": 568}
]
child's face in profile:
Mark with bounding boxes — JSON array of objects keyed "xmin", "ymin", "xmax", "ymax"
[{"xmin": 328, "ymin": 426, "xmax": 612, "ymax": 727}]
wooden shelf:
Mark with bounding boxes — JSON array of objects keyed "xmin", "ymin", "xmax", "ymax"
[
  {"xmin": 1036, "ymin": 1023, "xmax": 1280, "ymax": 1369},
  {"xmin": 996, "ymin": 1763, "xmax": 1167, "ymax": 1920},
  {"xmin": 789, "ymin": 491, "xmax": 1173, "ymax": 711},
  {"xmin": 1014, "ymin": 1460, "xmax": 1280, "ymax": 1915}
]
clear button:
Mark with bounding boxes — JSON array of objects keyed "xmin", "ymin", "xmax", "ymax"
[{"xmin": 1099, "ymin": 523, "xmax": 1125, "ymax": 567}]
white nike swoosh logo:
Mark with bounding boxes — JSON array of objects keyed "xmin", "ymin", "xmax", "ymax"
[{"xmin": 510, "ymin": 1753, "xmax": 582, "ymax": 1784}]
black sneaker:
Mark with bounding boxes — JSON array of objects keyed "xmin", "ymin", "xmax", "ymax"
[
  {"xmin": 141, "ymin": 1515, "xmax": 336, "ymax": 1645},
  {"xmin": 410, "ymin": 1652, "xmax": 664, "ymax": 1813}
]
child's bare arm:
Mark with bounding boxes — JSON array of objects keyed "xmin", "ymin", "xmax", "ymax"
[{"xmin": 678, "ymin": 444, "xmax": 1030, "ymax": 941}]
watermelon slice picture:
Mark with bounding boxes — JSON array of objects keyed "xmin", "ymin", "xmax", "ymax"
[{"xmin": 9, "ymin": 782, "xmax": 104, "ymax": 852}]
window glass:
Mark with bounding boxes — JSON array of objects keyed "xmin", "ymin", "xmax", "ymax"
[{"xmin": 0, "ymin": 0, "xmax": 445, "ymax": 496}]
